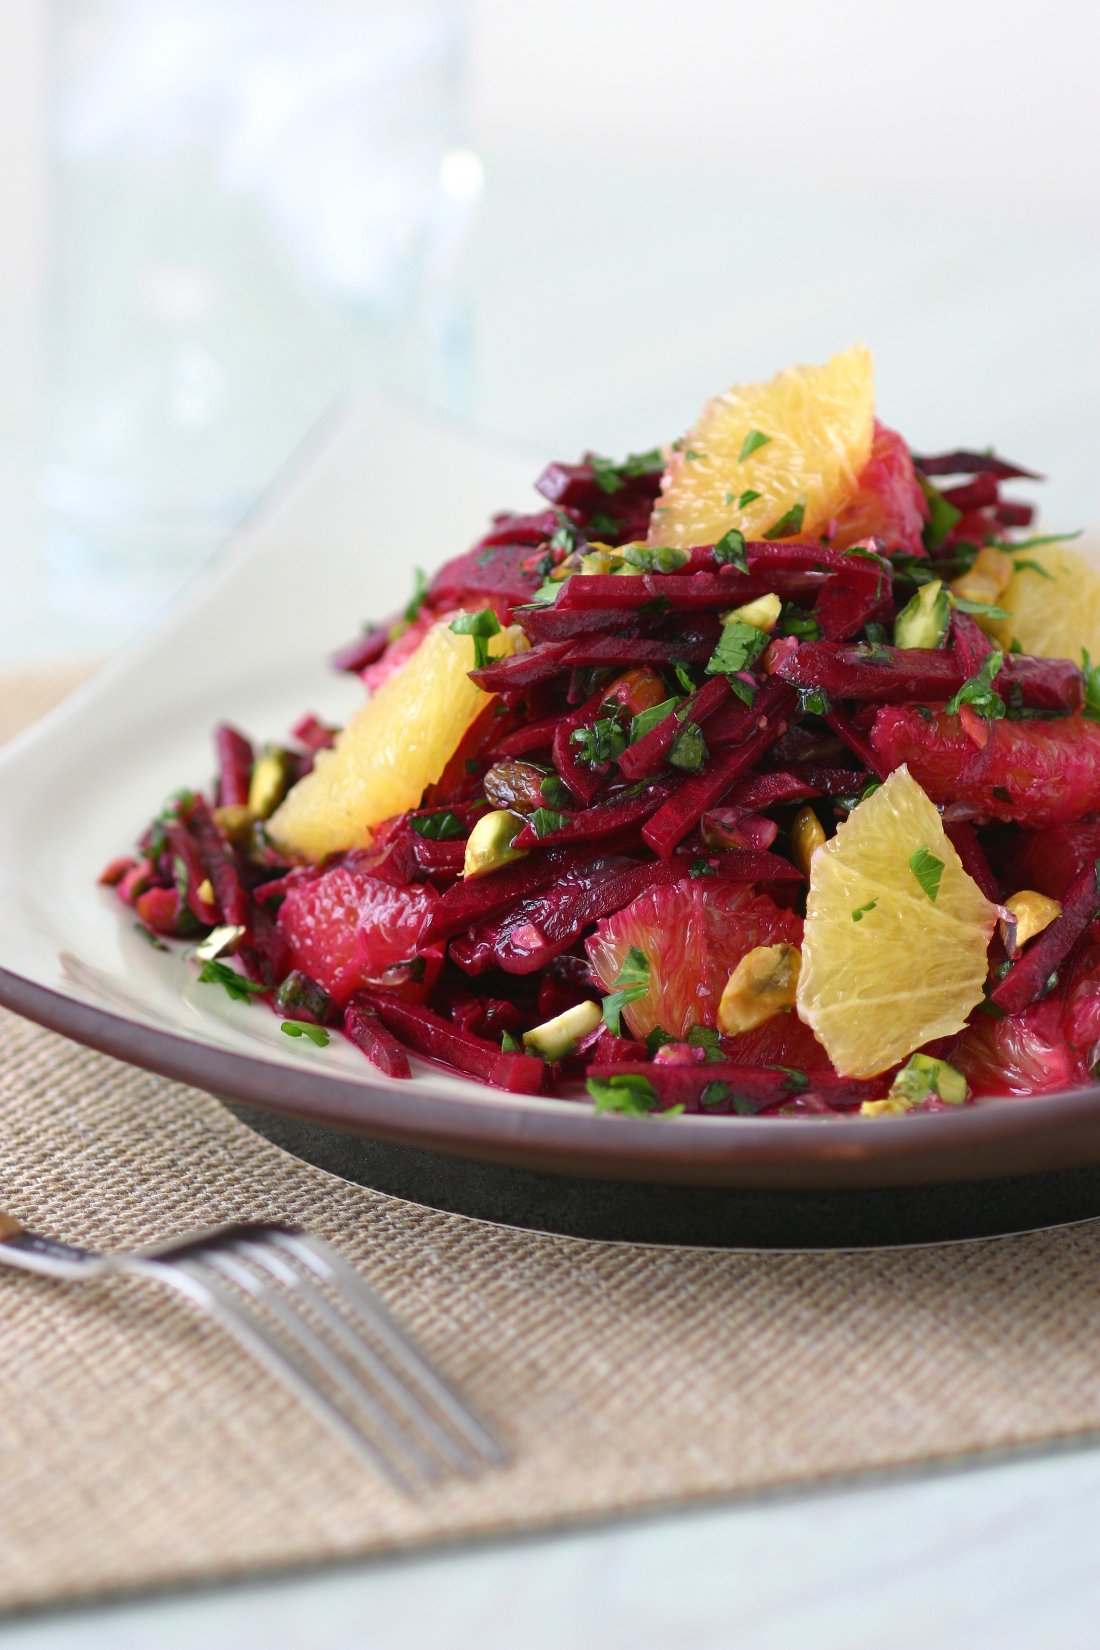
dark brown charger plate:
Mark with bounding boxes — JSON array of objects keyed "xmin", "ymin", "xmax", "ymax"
[{"xmin": 3, "ymin": 397, "xmax": 1099, "ymax": 1250}]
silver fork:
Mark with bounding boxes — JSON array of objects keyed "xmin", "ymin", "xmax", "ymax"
[{"xmin": 0, "ymin": 1211, "xmax": 505, "ymax": 1490}]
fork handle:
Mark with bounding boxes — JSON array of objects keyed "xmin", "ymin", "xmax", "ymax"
[{"xmin": 0, "ymin": 1212, "xmax": 98, "ymax": 1276}]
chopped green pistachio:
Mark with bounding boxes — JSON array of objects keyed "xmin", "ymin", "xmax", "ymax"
[
  {"xmin": 501, "ymin": 1031, "xmax": 523, "ymax": 1053},
  {"xmin": 890, "ymin": 1052, "xmax": 969, "ymax": 1107},
  {"xmin": 463, "ymin": 809, "xmax": 528, "ymax": 878},
  {"xmin": 619, "ymin": 544, "xmax": 691, "ymax": 574},
  {"xmin": 194, "ymin": 924, "xmax": 247, "ymax": 963},
  {"xmin": 248, "ymin": 746, "xmax": 294, "ymax": 819},
  {"xmin": 894, "ymin": 579, "xmax": 951, "ymax": 649},
  {"xmin": 523, "ymin": 999, "xmax": 603, "ymax": 1061},
  {"xmin": 721, "ymin": 591, "xmax": 782, "ymax": 634}
]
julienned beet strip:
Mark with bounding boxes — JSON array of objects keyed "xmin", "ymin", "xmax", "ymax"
[
  {"xmin": 990, "ymin": 859, "xmax": 1100, "ymax": 1014},
  {"xmin": 643, "ymin": 683, "xmax": 795, "ymax": 857},
  {"xmin": 618, "ymin": 675, "xmax": 730, "ymax": 782},
  {"xmin": 511, "ymin": 783, "xmax": 672, "ymax": 849},
  {"xmin": 777, "ymin": 642, "xmax": 1083, "ymax": 712},
  {"xmin": 343, "ymin": 998, "xmax": 411, "ymax": 1079},
  {"xmin": 587, "ymin": 1062, "xmax": 879, "ymax": 1114},
  {"xmin": 356, "ymin": 994, "xmax": 547, "ymax": 1093},
  {"xmin": 913, "ymin": 449, "xmax": 1041, "ymax": 481},
  {"xmin": 214, "ymin": 723, "xmax": 254, "ymax": 806},
  {"xmin": 187, "ymin": 796, "xmax": 250, "ymax": 927}
]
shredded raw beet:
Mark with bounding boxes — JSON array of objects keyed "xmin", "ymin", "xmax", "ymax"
[{"xmin": 103, "ymin": 387, "xmax": 1100, "ymax": 1119}]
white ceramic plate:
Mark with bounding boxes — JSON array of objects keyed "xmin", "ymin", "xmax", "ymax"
[{"xmin": 4, "ymin": 396, "xmax": 1100, "ymax": 1191}]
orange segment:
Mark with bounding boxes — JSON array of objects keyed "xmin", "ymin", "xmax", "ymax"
[
  {"xmin": 268, "ymin": 619, "xmax": 517, "ymax": 861},
  {"xmin": 648, "ymin": 345, "xmax": 875, "ymax": 549}
]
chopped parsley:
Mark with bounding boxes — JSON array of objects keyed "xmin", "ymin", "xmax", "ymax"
[
  {"xmin": 769, "ymin": 1065, "xmax": 810, "ymax": 1093},
  {"xmin": 449, "ymin": 609, "xmax": 502, "ymax": 670},
  {"xmin": 687, "ymin": 1024, "xmax": 723, "ymax": 1059},
  {"xmin": 908, "ymin": 846, "xmax": 945, "ymax": 903},
  {"xmin": 645, "ymin": 1025, "xmax": 676, "ymax": 1054},
  {"xmin": 540, "ymin": 773, "xmax": 573, "ymax": 808},
  {"xmin": 951, "ymin": 595, "xmax": 1012, "ymax": 620},
  {"xmin": 528, "ymin": 807, "xmax": 572, "ymax": 839},
  {"xmin": 410, "ymin": 810, "xmax": 465, "ymax": 840},
  {"xmin": 919, "ymin": 479, "xmax": 963, "ymax": 553},
  {"xmin": 700, "ymin": 1081, "xmax": 730, "ymax": 1110},
  {"xmin": 601, "ymin": 946, "xmax": 651, "ymax": 1036},
  {"xmin": 851, "ymin": 899, "xmax": 878, "ymax": 922},
  {"xmin": 1083, "ymin": 650, "xmax": 1100, "ymax": 723},
  {"xmin": 945, "ymin": 649, "xmax": 1006, "ymax": 720},
  {"xmin": 796, "ymin": 686, "xmax": 830, "ymax": 717},
  {"xmin": 280, "ymin": 1020, "xmax": 330, "ymax": 1047},
  {"xmin": 589, "ymin": 447, "xmax": 665, "ymax": 495},
  {"xmin": 403, "ymin": 566, "xmax": 428, "ymax": 625},
  {"xmin": 549, "ymin": 516, "xmax": 583, "ymax": 556},
  {"xmin": 587, "ymin": 1071, "xmax": 675, "ymax": 1116},
  {"xmin": 587, "ymin": 510, "xmax": 620, "ymax": 536},
  {"xmin": 669, "ymin": 723, "xmax": 708, "ymax": 772},
  {"xmin": 739, "ymin": 429, "xmax": 772, "ymax": 462},
  {"xmin": 672, "ymin": 661, "xmax": 697, "ymax": 694},
  {"xmin": 778, "ymin": 605, "xmax": 821, "ymax": 642},
  {"xmin": 198, "ymin": 959, "xmax": 266, "ymax": 1003},
  {"xmin": 737, "ymin": 489, "xmax": 762, "ymax": 509},
  {"xmin": 762, "ymin": 499, "xmax": 805, "ymax": 541},
  {"xmin": 706, "ymin": 620, "xmax": 769, "ymax": 678},
  {"xmin": 689, "ymin": 856, "xmax": 716, "ymax": 878},
  {"xmin": 629, "ymin": 698, "xmax": 679, "ymax": 743},
  {"xmin": 571, "ymin": 718, "xmax": 628, "ymax": 766},
  {"xmin": 500, "ymin": 1031, "xmax": 523, "ymax": 1054},
  {"xmin": 712, "ymin": 527, "xmax": 749, "ymax": 573}
]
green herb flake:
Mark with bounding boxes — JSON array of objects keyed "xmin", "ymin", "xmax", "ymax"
[
  {"xmin": 198, "ymin": 959, "xmax": 267, "ymax": 1003},
  {"xmin": 951, "ymin": 595, "xmax": 1013, "ymax": 620},
  {"xmin": 587, "ymin": 1070, "xmax": 662, "ymax": 1116},
  {"xmin": 587, "ymin": 511, "xmax": 620, "ymax": 536},
  {"xmin": 796, "ymin": 686, "xmax": 831, "ymax": 717},
  {"xmin": 629, "ymin": 697, "xmax": 679, "ymax": 744},
  {"xmin": 920, "ymin": 484, "xmax": 962, "ymax": 553},
  {"xmin": 737, "ymin": 489, "xmax": 762, "ymax": 509},
  {"xmin": 851, "ymin": 899, "xmax": 878, "ymax": 922},
  {"xmin": 1009, "ymin": 558, "xmax": 1054, "ymax": 580},
  {"xmin": 687, "ymin": 1024, "xmax": 723, "ymax": 1060},
  {"xmin": 280, "ymin": 1020, "xmax": 330, "ymax": 1047},
  {"xmin": 501, "ymin": 1031, "xmax": 523, "ymax": 1054},
  {"xmin": 529, "ymin": 807, "xmax": 572, "ymax": 839},
  {"xmin": 571, "ymin": 717, "xmax": 628, "ymax": 766},
  {"xmin": 669, "ymin": 723, "xmax": 708, "ymax": 773},
  {"xmin": 689, "ymin": 857, "xmax": 716, "ymax": 878},
  {"xmin": 449, "ymin": 609, "xmax": 503, "ymax": 670},
  {"xmin": 684, "ymin": 449, "xmax": 702, "ymax": 462},
  {"xmin": 134, "ymin": 923, "xmax": 169, "ymax": 952},
  {"xmin": 700, "ymin": 1081, "xmax": 730, "ymax": 1110},
  {"xmin": 739, "ymin": 429, "xmax": 772, "ymax": 463},
  {"xmin": 410, "ymin": 810, "xmax": 465, "ymax": 841},
  {"xmin": 589, "ymin": 447, "xmax": 665, "ymax": 496},
  {"xmin": 908, "ymin": 845, "xmax": 945, "ymax": 903},
  {"xmin": 1082, "ymin": 650, "xmax": 1100, "ymax": 723},
  {"xmin": 403, "ymin": 567, "xmax": 428, "ymax": 625},
  {"xmin": 769, "ymin": 1065, "xmax": 810, "ymax": 1093},
  {"xmin": 540, "ymin": 774, "xmax": 573, "ymax": 808},
  {"xmin": 762, "ymin": 499, "xmax": 805, "ymax": 541},
  {"xmin": 645, "ymin": 1025, "xmax": 676, "ymax": 1055},
  {"xmin": 778, "ymin": 605, "xmax": 821, "ymax": 642},
  {"xmin": 945, "ymin": 649, "xmax": 1006, "ymax": 720},
  {"xmin": 712, "ymin": 527, "xmax": 749, "ymax": 573},
  {"xmin": 601, "ymin": 946, "xmax": 651, "ymax": 1036},
  {"xmin": 706, "ymin": 620, "xmax": 769, "ymax": 679},
  {"xmin": 672, "ymin": 661, "xmax": 696, "ymax": 694},
  {"xmin": 620, "ymin": 543, "xmax": 690, "ymax": 575}
]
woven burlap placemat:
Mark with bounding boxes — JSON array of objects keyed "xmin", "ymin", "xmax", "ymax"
[{"xmin": 3, "ymin": 665, "xmax": 1100, "ymax": 1616}]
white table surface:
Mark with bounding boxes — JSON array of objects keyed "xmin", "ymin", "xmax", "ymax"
[{"xmin": 3, "ymin": 153, "xmax": 1100, "ymax": 1646}]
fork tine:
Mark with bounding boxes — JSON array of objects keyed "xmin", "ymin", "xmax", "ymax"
[
  {"xmin": 271, "ymin": 1231, "xmax": 507, "ymax": 1467},
  {"xmin": 154, "ymin": 1255, "xmax": 412, "ymax": 1488},
  {"xmin": 234, "ymin": 1237, "xmax": 480, "ymax": 1475},
  {"xmin": 196, "ymin": 1248, "xmax": 444, "ymax": 1484}
]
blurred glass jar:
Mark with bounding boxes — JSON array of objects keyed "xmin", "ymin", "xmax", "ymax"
[{"xmin": 43, "ymin": 0, "xmax": 479, "ymax": 619}]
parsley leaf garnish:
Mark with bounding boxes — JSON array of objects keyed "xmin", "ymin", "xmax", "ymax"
[
  {"xmin": 669, "ymin": 723, "xmax": 708, "ymax": 772},
  {"xmin": 945, "ymin": 649, "xmax": 1005, "ymax": 720},
  {"xmin": 587, "ymin": 1071, "xmax": 672, "ymax": 1116},
  {"xmin": 920, "ymin": 481, "xmax": 962, "ymax": 553},
  {"xmin": 450, "ymin": 609, "xmax": 502, "ymax": 670},
  {"xmin": 706, "ymin": 620, "xmax": 769, "ymax": 678},
  {"xmin": 672, "ymin": 661, "xmax": 697, "ymax": 694},
  {"xmin": 589, "ymin": 448, "xmax": 665, "ymax": 495},
  {"xmin": 601, "ymin": 946, "xmax": 651, "ymax": 1036},
  {"xmin": 700, "ymin": 1081, "xmax": 730, "ymax": 1110},
  {"xmin": 762, "ymin": 499, "xmax": 806, "ymax": 541},
  {"xmin": 620, "ymin": 544, "xmax": 690, "ymax": 574},
  {"xmin": 712, "ymin": 527, "xmax": 749, "ymax": 573},
  {"xmin": 629, "ymin": 698, "xmax": 679, "ymax": 744},
  {"xmin": 198, "ymin": 959, "xmax": 267, "ymax": 1002},
  {"xmin": 501, "ymin": 1030, "xmax": 523, "ymax": 1053},
  {"xmin": 410, "ymin": 810, "xmax": 465, "ymax": 841},
  {"xmin": 1083, "ymin": 650, "xmax": 1100, "ymax": 722},
  {"xmin": 571, "ymin": 718, "xmax": 628, "ymax": 766},
  {"xmin": 737, "ymin": 489, "xmax": 762, "ymax": 509},
  {"xmin": 403, "ymin": 567, "xmax": 428, "ymax": 625},
  {"xmin": 280, "ymin": 1020, "xmax": 330, "ymax": 1047},
  {"xmin": 851, "ymin": 899, "xmax": 878, "ymax": 922},
  {"xmin": 529, "ymin": 807, "xmax": 572, "ymax": 839},
  {"xmin": 951, "ymin": 595, "xmax": 1013, "ymax": 620},
  {"xmin": 778, "ymin": 605, "xmax": 821, "ymax": 642},
  {"xmin": 739, "ymin": 429, "xmax": 772, "ymax": 462},
  {"xmin": 909, "ymin": 846, "xmax": 945, "ymax": 903}
]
